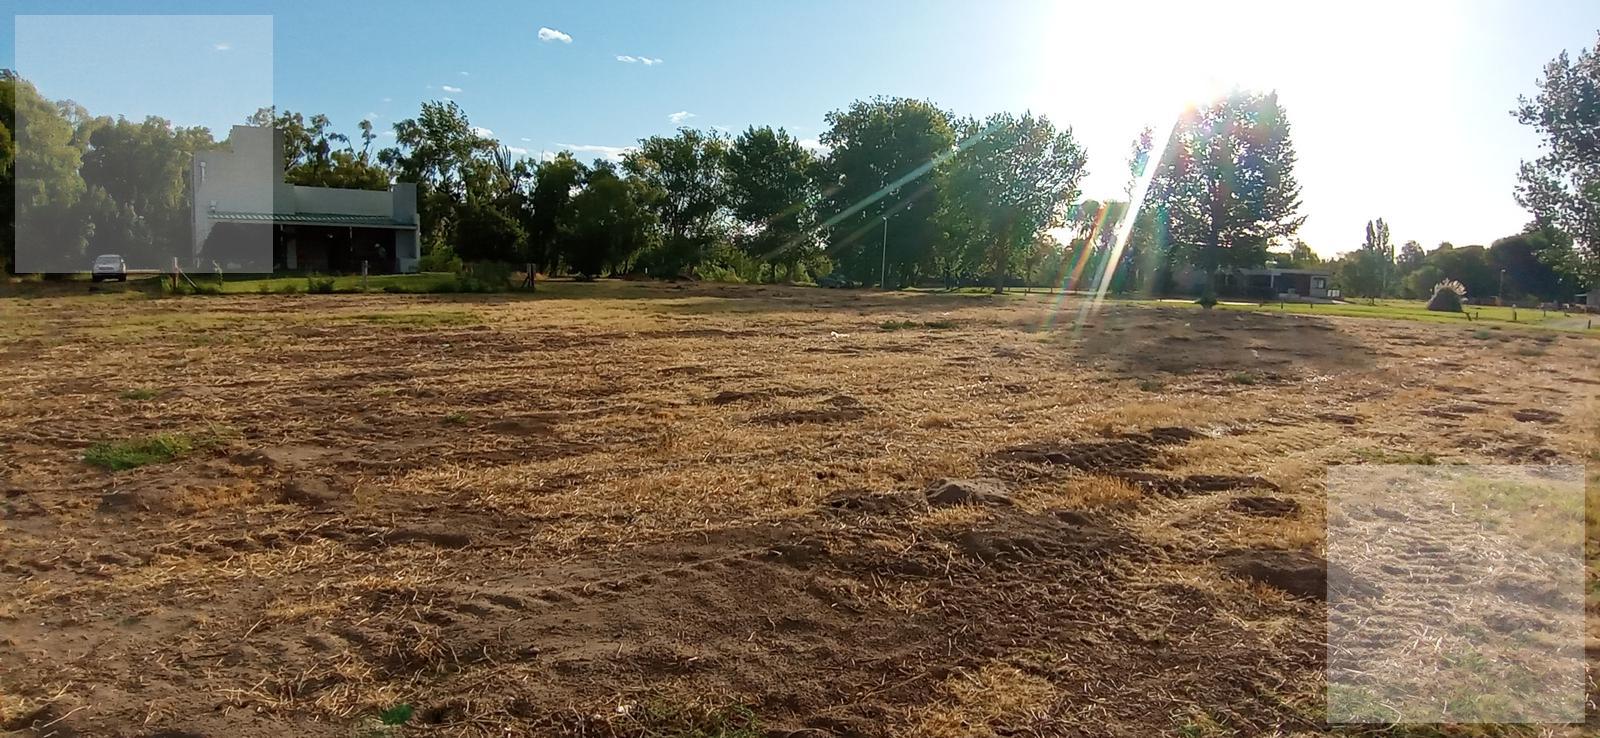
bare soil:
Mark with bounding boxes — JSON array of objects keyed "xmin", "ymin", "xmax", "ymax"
[{"xmin": 0, "ymin": 282, "xmax": 1595, "ymax": 737}]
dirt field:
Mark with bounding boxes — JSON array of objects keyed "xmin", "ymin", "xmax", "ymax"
[{"xmin": 0, "ymin": 282, "xmax": 1595, "ymax": 737}]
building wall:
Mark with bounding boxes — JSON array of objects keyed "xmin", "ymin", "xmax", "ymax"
[
  {"xmin": 192, "ymin": 125, "xmax": 421, "ymax": 273},
  {"xmin": 192, "ymin": 125, "xmax": 280, "ymax": 261}
]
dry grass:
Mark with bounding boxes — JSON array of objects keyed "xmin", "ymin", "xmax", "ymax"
[{"xmin": 1, "ymin": 281, "xmax": 1595, "ymax": 737}]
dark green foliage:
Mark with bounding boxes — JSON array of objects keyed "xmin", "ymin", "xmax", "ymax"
[
  {"xmin": 247, "ymin": 107, "xmax": 389, "ymax": 190},
  {"xmin": 454, "ymin": 199, "xmax": 526, "ymax": 263},
  {"xmin": 1139, "ymin": 91, "xmax": 1304, "ymax": 303},
  {"xmin": 1426, "ymin": 286, "xmax": 1464, "ymax": 312},
  {"xmin": 1514, "ymin": 31, "xmax": 1600, "ymax": 287},
  {"xmin": 819, "ymin": 97, "xmax": 955, "ymax": 287},
  {"xmin": 725, "ymin": 126, "xmax": 820, "ymax": 280},
  {"xmin": 563, "ymin": 163, "xmax": 657, "ymax": 278},
  {"xmin": 624, "ymin": 129, "xmax": 728, "ymax": 277},
  {"xmin": 944, "ymin": 112, "xmax": 1088, "ymax": 292},
  {"xmin": 306, "ymin": 275, "xmax": 336, "ymax": 294}
]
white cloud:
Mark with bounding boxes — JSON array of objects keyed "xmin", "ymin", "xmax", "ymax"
[
  {"xmin": 555, "ymin": 142, "xmax": 635, "ymax": 162},
  {"xmin": 506, "ymin": 146, "xmax": 529, "ymax": 155},
  {"xmin": 365, "ymin": 112, "xmax": 380, "ymax": 121},
  {"xmin": 616, "ymin": 55, "xmax": 638, "ymax": 63},
  {"xmin": 459, "ymin": 71, "xmax": 470, "ymax": 77},
  {"xmin": 472, "ymin": 126, "xmax": 495, "ymax": 138},
  {"xmin": 538, "ymin": 27, "xmax": 572, "ymax": 43},
  {"xmin": 711, "ymin": 124, "xmax": 731, "ymax": 133},
  {"xmin": 442, "ymin": 85, "xmax": 463, "ymax": 93},
  {"xmin": 212, "ymin": 42, "xmax": 231, "ymax": 51},
  {"xmin": 381, "ymin": 129, "xmax": 396, "ymax": 137},
  {"xmin": 800, "ymin": 138, "xmax": 830, "ymax": 154},
  {"xmin": 381, "ymin": 97, "xmax": 393, "ymax": 103},
  {"xmin": 617, "ymin": 55, "xmax": 663, "ymax": 65},
  {"xmin": 641, "ymin": 57, "xmax": 663, "ymax": 66},
  {"xmin": 520, "ymin": 137, "xmax": 533, "ymax": 142},
  {"xmin": 668, "ymin": 110, "xmax": 696, "ymax": 124}
]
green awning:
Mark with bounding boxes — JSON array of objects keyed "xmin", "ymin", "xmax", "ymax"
[{"xmin": 209, "ymin": 211, "xmax": 416, "ymax": 229}]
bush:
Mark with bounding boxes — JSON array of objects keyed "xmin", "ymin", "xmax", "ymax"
[
  {"xmin": 84, "ymin": 433, "xmax": 196, "ymax": 471},
  {"xmin": 454, "ymin": 261, "xmax": 515, "ymax": 293},
  {"xmin": 419, "ymin": 243, "xmax": 464, "ymax": 274},
  {"xmin": 1426, "ymin": 279, "xmax": 1466, "ymax": 312},
  {"xmin": 306, "ymin": 275, "xmax": 337, "ymax": 294}
]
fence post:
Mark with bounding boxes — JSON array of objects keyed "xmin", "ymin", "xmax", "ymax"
[{"xmin": 362, "ymin": 260, "xmax": 369, "ymax": 292}]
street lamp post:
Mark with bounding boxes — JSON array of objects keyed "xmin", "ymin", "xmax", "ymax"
[{"xmin": 1499, "ymin": 269, "xmax": 1507, "ymax": 305}]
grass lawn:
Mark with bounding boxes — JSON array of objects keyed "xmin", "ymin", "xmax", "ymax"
[{"xmin": 1119, "ymin": 295, "xmax": 1598, "ymax": 331}]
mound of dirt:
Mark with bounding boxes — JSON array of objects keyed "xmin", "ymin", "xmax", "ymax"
[
  {"xmin": 994, "ymin": 439, "xmax": 1159, "ymax": 473},
  {"xmin": 924, "ymin": 478, "xmax": 1013, "ymax": 507},
  {"xmin": 1217, "ymin": 549, "xmax": 1330, "ymax": 599},
  {"xmin": 278, "ymin": 476, "xmax": 339, "ymax": 506},
  {"xmin": 1112, "ymin": 471, "xmax": 1277, "ymax": 498},
  {"xmin": 1511, "ymin": 408, "xmax": 1561, "ymax": 424},
  {"xmin": 755, "ymin": 396, "xmax": 867, "ymax": 425},
  {"xmin": 1117, "ymin": 426, "xmax": 1205, "ymax": 446},
  {"xmin": 1229, "ymin": 496, "xmax": 1301, "ymax": 517},
  {"xmin": 1218, "ymin": 550, "xmax": 1377, "ymax": 601}
]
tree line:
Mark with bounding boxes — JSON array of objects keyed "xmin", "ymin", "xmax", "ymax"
[{"xmin": 4, "ymin": 28, "xmax": 1599, "ymax": 300}]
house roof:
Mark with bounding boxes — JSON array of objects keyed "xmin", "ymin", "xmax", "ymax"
[{"xmin": 208, "ymin": 211, "xmax": 417, "ymax": 229}]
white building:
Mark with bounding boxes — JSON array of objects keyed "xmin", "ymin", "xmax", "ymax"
[{"xmin": 192, "ymin": 125, "xmax": 420, "ymax": 273}]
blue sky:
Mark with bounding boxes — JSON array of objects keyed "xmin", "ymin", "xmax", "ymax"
[{"xmin": 4, "ymin": 0, "xmax": 1600, "ymax": 256}]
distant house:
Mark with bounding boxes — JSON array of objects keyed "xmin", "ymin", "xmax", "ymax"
[
  {"xmin": 192, "ymin": 125, "xmax": 420, "ymax": 274},
  {"xmin": 1174, "ymin": 266, "xmax": 1340, "ymax": 301}
]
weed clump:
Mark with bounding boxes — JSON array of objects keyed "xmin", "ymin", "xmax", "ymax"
[{"xmin": 84, "ymin": 433, "xmax": 197, "ymax": 471}]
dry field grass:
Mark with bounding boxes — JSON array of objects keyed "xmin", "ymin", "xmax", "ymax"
[{"xmin": 0, "ymin": 281, "xmax": 1595, "ymax": 737}]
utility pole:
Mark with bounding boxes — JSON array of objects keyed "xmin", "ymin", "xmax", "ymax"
[
  {"xmin": 880, "ymin": 215, "xmax": 888, "ymax": 290},
  {"xmin": 1499, "ymin": 268, "xmax": 1507, "ymax": 305}
]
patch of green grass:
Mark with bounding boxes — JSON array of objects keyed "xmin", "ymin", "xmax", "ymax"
[
  {"xmin": 1353, "ymin": 447, "xmax": 1439, "ymax": 465},
  {"xmin": 1137, "ymin": 378, "xmax": 1165, "ymax": 392},
  {"xmin": 1225, "ymin": 371, "xmax": 1259, "ymax": 385},
  {"xmin": 119, "ymin": 387, "xmax": 158, "ymax": 401},
  {"xmin": 1471, "ymin": 329, "xmax": 1493, "ymax": 340},
  {"xmin": 880, "ymin": 318, "xmax": 958, "ymax": 331},
  {"xmin": 1513, "ymin": 345, "xmax": 1545, "ymax": 356},
  {"xmin": 83, "ymin": 433, "xmax": 198, "ymax": 471},
  {"xmin": 443, "ymin": 411, "xmax": 470, "ymax": 425}
]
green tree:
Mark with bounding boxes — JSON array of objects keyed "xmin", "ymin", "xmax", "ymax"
[
  {"xmin": 379, "ymin": 101, "xmax": 497, "ymax": 251},
  {"xmin": 1396, "ymin": 240, "xmax": 1424, "ymax": 273},
  {"xmin": 944, "ymin": 112, "xmax": 1087, "ymax": 292},
  {"xmin": 1139, "ymin": 91, "xmax": 1304, "ymax": 306},
  {"xmin": 1514, "ymin": 31, "xmax": 1600, "ymax": 287},
  {"xmin": 724, "ymin": 126, "xmax": 819, "ymax": 282},
  {"xmin": 563, "ymin": 162, "xmax": 658, "ymax": 278},
  {"xmin": 1489, "ymin": 225, "xmax": 1574, "ymax": 301},
  {"xmin": 623, "ymin": 128, "xmax": 729, "ymax": 276},
  {"xmin": 819, "ymin": 97, "xmax": 956, "ymax": 287},
  {"xmin": 527, "ymin": 152, "xmax": 587, "ymax": 273},
  {"xmin": 9, "ymin": 72, "xmax": 90, "ymax": 272},
  {"xmin": 453, "ymin": 198, "xmax": 525, "ymax": 263},
  {"xmin": 78, "ymin": 116, "xmax": 214, "ymax": 266}
]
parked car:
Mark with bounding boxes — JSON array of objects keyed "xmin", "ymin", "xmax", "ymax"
[
  {"xmin": 816, "ymin": 274, "xmax": 857, "ymax": 289},
  {"xmin": 91, "ymin": 254, "xmax": 127, "ymax": 282}
]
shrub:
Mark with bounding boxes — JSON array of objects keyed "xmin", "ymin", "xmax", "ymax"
[
  {"xmin": 306, "ymin": 275, "xmax": 337, "ymax": 294},
  {"xmin": 1426, "ymin": 279, "xmax": 1466, "ymax": 312},
  {"xmin": 84, "ymin": 433, "xmax": 196, "ymax": 471},
  {"xmin": 419, "ymin": 243, "xmax": 464, "ymax": 274},
  {"xmin": 454, "ymin": 261, "xmax": 515, "ymax": 293}
]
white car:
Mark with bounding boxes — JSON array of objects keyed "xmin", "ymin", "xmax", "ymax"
[{"xmin": 91, "ymin": 254, "xmax": 127, "ymax": 282}]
